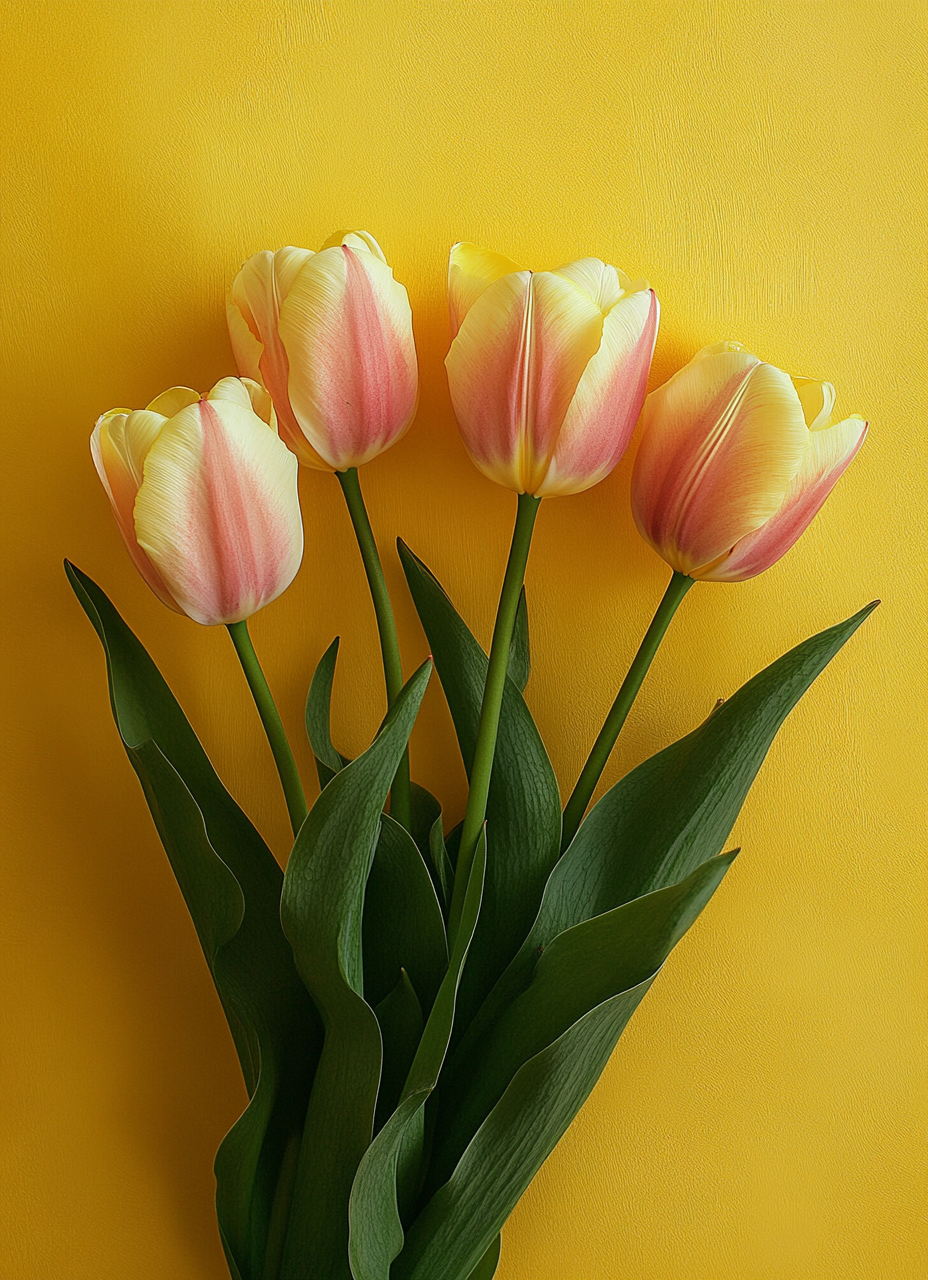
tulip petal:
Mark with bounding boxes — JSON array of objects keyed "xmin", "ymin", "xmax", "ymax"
[
  {"xmin": 228, "ymin": 248, "xmax": 330, "ymax": 465},
  {"xmin": 633, "ymin": 351, "xmax": 809, "ymax": 575},
  {"xmin": 792, "ymin": 377, "xmax": 837, "ymax": 431},
  {"xmin": 207, "ymin": 376, "xmax": 273, "ymax": 425},
  {"xmin": 322, "ymin": 229, "xmax": 388, "ymax": 261},
  {"xmin": 446, "ymin": 269, "xmax": 604, "ymax": 493},
  {"xmin": 551, "ymin": 258, "xmax": 627, "ymax": 314},
  {"xmin": 705, "ymin": 415, "xmax": 868, "ymax": 581},
  {"xmin": 226, "ymin": 299, "xmax": 264, "ymax": 383},
  {"xmin": 539, "ymin": 289, "xmax": 658, "ymax": 497},
  {"xmin": 146, "ymin": 386, "xmax": 200, "ymax": 418},
  {"xmin": 277, "ymin": 245, "xmax": 418, "ymax": 470},
  {"xmin": 91, "ymin": 412, "xmax": 181, "ymax": 612},
  {"xmin": 134, "ymin": 399, "xmax": 303, "ymax": 625},
  {"xmin": 448, "ymin": 242, "xmax": 525, "ymax": 338}
]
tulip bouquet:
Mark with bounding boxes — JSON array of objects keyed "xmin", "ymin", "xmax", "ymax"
[{"xmin": 68, "ymin": 232, "xmax": 873, "ymax": 1280}]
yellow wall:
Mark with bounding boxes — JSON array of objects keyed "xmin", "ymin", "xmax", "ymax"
[{"xmin": 2, "ymin": 1, "xmax": 925, "ymax": 1276}]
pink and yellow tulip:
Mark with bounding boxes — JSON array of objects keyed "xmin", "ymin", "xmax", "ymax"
[
  {"xmin": 445, "ymin": 243, "xmax": 659, "ymax": 496},
  {"xmin": 631, "ymin": 341, "xmax": 868, "ymax": 582},
  {"xmin": 227, "ymin": 232, "xmax": 418, "ymax": 472},
  {"xmin": 91, "ymin": 378, "xmax": 303, "ymax": 624}
]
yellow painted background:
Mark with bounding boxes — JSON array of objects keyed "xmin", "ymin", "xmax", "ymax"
[{"xmin": 1, "ymin": 1, "xmax": 925, "ymax": 1276}]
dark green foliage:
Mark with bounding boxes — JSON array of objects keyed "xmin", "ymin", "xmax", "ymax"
[{"xmin": 70, "ymin": 556, "xmax": 874, "ymax": 1280}]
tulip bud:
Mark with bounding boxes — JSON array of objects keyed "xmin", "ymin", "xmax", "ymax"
[
  {"xmin": 91, "ymin": 378, "xmax": 303, "ymax": 624},
  {"xmin": 227, "ymin": 232, "xmax": 418, "ymax": 471},
  {"xmin": 445, "ymin": 242, "xmax": 659, "ymax": 497},
  {"xmin": 631, "ymin": 342, "xmax": 868, "ymax": 582}
]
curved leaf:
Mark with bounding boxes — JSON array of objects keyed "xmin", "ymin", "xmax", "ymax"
[
  {"xmin": 374, "ymin": 971, "xmax": 424, "ymax": 1135},
  {"xmin": 394, "ymin": 980, "xmax": 654, "ymax": 1280},
  {"xmin": 278, "ymin": 662, "xmax": 431, "ymax": 1279},
  {"xmin": 430, "ymin": 851, "xmax": 737, "ymax": 1190},
  {"xmin": 398, "ymin": 541, "xmax": 561, "ymax": 1033},
  {"xmin": 465, "ymin": 1235, "xmax": 501, "ymax": 1280},
  {"xmin": 408, "ymin": 782, "xmax": 454, "ymax": 909},
  {"xmin": 454, "ymin": 599, "xmax": 878, "ymax": 1071},
  {"xmin": 306, "ymin": 636, "xmax": 349, "ymax": 789},
  {"xmin": 66, "ymin": 562, "xmax": 320, "ymax": 1280},
  {"xmin": 363, "ymin": 813, "xmax": 448, "ymax": 1015},
  {"xmin": 347, "ymin": 832, "xmax": 487, "ymax": 1280}
]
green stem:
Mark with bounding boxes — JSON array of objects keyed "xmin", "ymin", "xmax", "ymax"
[
  {"xmin": 336, "ymin": 467, "xmax": 411, "ymax": 831},
  {"xmin": 451, "ymin": 493, "xmax": 541, "ymax": 938},
  {"xmin": 560, "ymin": 569, "xmax": 694, "ymax": 850},
  {"xmin": 227, "ymin": 619, "xmax": 308, "ymax": 838}
]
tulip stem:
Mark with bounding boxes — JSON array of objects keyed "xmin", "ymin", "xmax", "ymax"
[
  {"xmin": 336, "ymin": 467, "xmax": 411, "ymax": 831},
  {"xmin": 561, "ymin": 570, "xmax": 695, "ymax": 850},
  {"xmin": 451, "ymin": 493, "xmax": 542, "ymax": 941},
  {"xmin": 227, "ymin": 619, "xmax": 308, "ymax": 839}
]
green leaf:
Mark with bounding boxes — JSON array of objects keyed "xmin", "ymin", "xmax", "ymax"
[
  {"xmin": 305, "ymin": 636, "xmax": 349, "ymax": 789},
  {"xmin": 454, "ymin": 599, "xmax": 879, "ymax": 1070},
  {"xmin": 508, "ymin": 586, "xmax": 530, "ymax": 693},
  {"xmin": 428, "ymin": 813, "xmax": 454, "ymax": 914},
  {"xmin": 429, "ymin": 850, "xmax": 737, "ymax": 1192},
  {"xmin": 65, "ymin": 562, "xmax": 320, "ymax": 1280},
  {"xmin": 374, "ymin": 970, "xmax": 424, "ymax": 1135},
  {"xmin": 398, "ymin": 541, "xmax": 561, "ymax": 1032},
  {"xmin": 547, "ymin": 599, "xmax": 877, "ymax": 928},
  {"xmin": 464, "ymin": 1235, "xmax": 501, "ymax": 1280},
  {"xmin": 396, "ymin": 980, "xmax": 653, "ymax": 1280},
  {"xmin": 363, "ymin": 813, "xmax": 448, "ymax": 1015},
  {"xmin": 409, "ymin": 782, "xmax": 454, "ymax": 911},
  {"xmin": 399, "ymin": 852, "xmax": 736, "ymax": 1280},
  {"xmin": 347, "ymin": 832, "xmax": 487, "ymax": 1280},
  {"xmin": 278, "ymin": 661, "xmax": 431, "ymax": 1280}
]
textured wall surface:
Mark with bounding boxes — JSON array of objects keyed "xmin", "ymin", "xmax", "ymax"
[{"xmin": 1, "ymin": 2, "xmax": 925, "ymax": 1277}]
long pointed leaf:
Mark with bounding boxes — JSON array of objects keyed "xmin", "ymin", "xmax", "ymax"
[
  {"xmin": 395, "ymin": 979, "xmax": 654, "ymax": 1280},
  {"xmin": 306, "ymin": 636, "xmax": 349, "ymax": 789},
  {"xmin": 453, "ymin": 600, "xmax": 878, "ymax": 1072},
  {"xmin": 347, "ymin": 832, "xmax": 487, "ymax": 1280},
  {"xmin": 363, "ymin": 814, "xmax": 448, "ymax": 1015},
  {"xmin": 278, "ymin": 662, "xmax": 431, "ymax": 1279},
  {"xmin": 66, "ymin": 562, "xmax": 320, "ymax": 1279},
  {"xmin": 430, "ymin": 851, "xmax": 737, "ymax": 1190},
  {"xmin": 398, "ymin": 541, "xmax": 561, "ymax": 1032}
]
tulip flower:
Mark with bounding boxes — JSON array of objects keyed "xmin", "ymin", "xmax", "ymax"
[
  {"xmin": 91, "ymin": 377, "xmax": 303, "ymax": 626},
  {"xmin": 562, "ymin": 343, "xmax": 868, "ymax": 847},
  {"xmin": 445, "ymin": 242, "xmax": 659, "ymax": 497},
  {"xmin": 229, "ymin": 232, "xmax": 419, "ymax": 828},
  {"xmin": 631, "ymin": 341, "xmax": 868, "ymax": 581},
  {"xmin": 226, "ymin": 231, "xmax": 418, "ymax": 472}
]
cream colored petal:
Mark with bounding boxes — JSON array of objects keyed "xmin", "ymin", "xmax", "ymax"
[
  {"xmin": 321, "ymin": 229, "xmax": 388, "ymax": 261},
  {"xmin": 226, "ymin": 299, "xmax": 264, "ymax": 382},
  {"xmin": 272, "ymin": 246, "xmax": 316, "ymax": 303},
  {"xmin": 552, "ymin": 258, "xmax": 625, "ymax": 313},
  {"xmin": 632, "ymin": 349, "xmax": 809, "ymax": 575},
  {"xmin": 206, "ymin": 376, "xmax": 273, "ymax": 424},
  {"xmin": 705, "ymin": 415, "xmax": 868, "ymax": 581},
  {"xmin": 106, "ymin": 409, "xmax": 169, "ymax": 487},
  {"xmin": 146, "ymin": 386, "xmax": 199, "ymax": 417},
  {"xmin": 448, "ymin": 242, "xmax": 525, "ymax": 337},
  {"xmin": 206, "ymin": 378, "xmax": 250, "ymax": 408},
  {"xmin": 228, "ymin": 249, "xmax": 314, "ymax": 448},
  {"xmin": 539, "ymin": 289, "xmax": 658, "ymax": 497},
  {"xmin": 135, "ymin": 398, "xmax": 303, "ymax": 625},
  {"xmin": 791, "ymin": 377, "xmax": 837, "ymax": 430},
  {"xmin": 91, "ymin": 414, "xmax": 181, "ymax": 612},
  {"xmin": 242, "ymin": 378, "xmax": 273, "ymax": 424}
]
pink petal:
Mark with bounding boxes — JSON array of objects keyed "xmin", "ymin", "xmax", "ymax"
[{"xmin": 704, "ymin": 416, "xmax": 868, "ymax": 581}]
